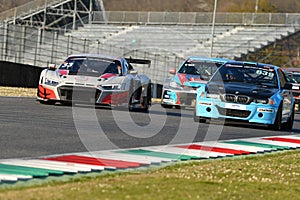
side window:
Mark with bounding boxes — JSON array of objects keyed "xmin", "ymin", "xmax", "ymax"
[{"xmin": 277, "ymin": 69, "xmax": 286, "ymax": 88}]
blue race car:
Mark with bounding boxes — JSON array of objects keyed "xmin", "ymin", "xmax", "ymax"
[
  {"xmin": 194, "ymin": 61, "xmax": 295, "ymax": 131},
  {"xmin": 161, "ymin": 56, "xmax": 229, "ymax": 109}
]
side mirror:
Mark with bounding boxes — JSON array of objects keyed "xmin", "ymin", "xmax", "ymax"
[
  {"xmin": 48, "ymin": 64, "xmax": 57, "ymax": 71},
  {"xmin": 169, "ymin": 68, "xmax": 176, "ymax": 75}
]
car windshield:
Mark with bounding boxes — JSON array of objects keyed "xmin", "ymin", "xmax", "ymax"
[
  {"xmin": 58, "ymin": 57, "xmax": 120, "ymax": 76},
  {"xmin": 211, "ymin": 64, "xmax": 278, "ymax": 87},
  {"xmin": 286, "ymin": 73, "xmax": 300, "ymax": 83},
  {"xmin": 177, "ymin": 60, "xmax": 222, "ymax": 81}
]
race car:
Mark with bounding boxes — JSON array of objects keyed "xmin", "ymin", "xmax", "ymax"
[
  {"xmin": 37, "ymin": 54, "xmax": 152, "ymax": 112},
  {"xmin": 194, "ymin": 60, "xmax": 295, "ymax": 131},
  {"xmin": 160, "ymin": 56, "xmax": 229, "ymax": 109},
  {"xmin": 283, "ymin": 67, "xmax": 300, "ymax": 112}
]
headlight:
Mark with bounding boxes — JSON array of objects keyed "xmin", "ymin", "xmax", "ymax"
[
  {"xmin": 255, "ymin": 98, "xmax": 276, "ymax": 105},
  {"xmin": 255, "ymin": 99, "xmax": 268, "ymax": 104},
  {"xmin": 206, "ymin": 93, "xmax": 220, "ymax": 99},
  {"xmin": 169, "ymin": 81, "xmax": 182, "ymax": 89},
  {"xmin": 44, "ymin": 78, "xmax": 59, "ymax": 86},
  {"xmin": 101, "ymin": 84, "xmax": 122, "ymax": 90},
  {"xmin": 267, "ymin": 98, "xmax": 276, "ymax": 105}
]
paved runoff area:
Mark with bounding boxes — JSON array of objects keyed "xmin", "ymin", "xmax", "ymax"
[{"xmin": 0, "ymin": 134, "xmax": 300, "ymax": 185}]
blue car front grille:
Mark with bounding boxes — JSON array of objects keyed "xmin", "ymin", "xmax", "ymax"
[
  {"xmin": 221, "ymin": 94, "xmax": 251, "ymax": 104},
  {"xmin": 216, "ymin": 106, "xmax": 251, "ymax": 118}
]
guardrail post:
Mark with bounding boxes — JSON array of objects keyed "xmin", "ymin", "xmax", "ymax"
[
  {"xmin": 51, "ymin": 32, "xmax": 57, "ymax": 64},
  {"xmin": 89, "ymin": 0, "xmax": 93, "ymax": 24},
  {"xmin": 73, "ymin": 0, "xmax": 77, "ymax": 30},
  {"xmin": 34, "ymin": 28, "xmax": 42, "ymax": 66},
  {"xmin": 97, "ymin": 40, "xmax": 100, "ymax": 54},
  {"xmin": 2, "ymin": 22, "xmax": 8, "ymax": 61},
  {"xmin": 83, "ymin": 38, "xmax": 87, "ymax": 53},
  {"xmin": 18, "ymin": 26, "xmax": 26, "ymax": 64}
]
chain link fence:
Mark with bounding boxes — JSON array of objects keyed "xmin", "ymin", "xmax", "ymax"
[
  {"xmin": 1, "ymin": 11, "xmax": 300, "ymax": 84},
  {"xmin": 0, "ymin": 22, "xmax": 184, "ymax": 84}
]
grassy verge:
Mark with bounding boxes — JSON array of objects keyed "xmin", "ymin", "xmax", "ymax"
[
  {"xmin": 0, "ymin": 87, "xmax": 36, "ymax": 97},
  {"xmin": 0, "ymin": 150, "xmax": 299, "ymax": 200}
]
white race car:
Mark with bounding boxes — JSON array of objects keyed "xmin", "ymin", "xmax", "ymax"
[{"xmin": 37, "ymin": 54, "xmax": 152, "ymax": 112}]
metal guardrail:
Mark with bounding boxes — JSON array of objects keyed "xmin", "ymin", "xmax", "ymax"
[{"xmin": 92, "ymin": 11, "xmax": 300, "ymax": 27}]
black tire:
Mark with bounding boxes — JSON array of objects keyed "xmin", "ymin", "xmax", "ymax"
[
  {"xmin": 282, "ymin": 104, "xmax": 295, "ymax": 131},
  {"xmin": 60, "ymin": 101, "xmax": 72, "ymax": 106},
  {"xmin": 128, "ymin": 80, "xmax": 135, "ymax": 112},
  {"xmin": 161, "ymin": 104, "xmax": 173, "ymax": 109},
  {"xmin": 269, "ymin": 103, "xmax": 282, "ymax": 131},
  {"xmin": 39, "ymin": 100, "xmax": 56, "ymax": 105},
  {"xmin": 139, "ymin": 84, "xmax": 151, "ymax": 113},
  {"xmin": 199, "ymin": 118, "xmax": 207, "ymax": 123}
]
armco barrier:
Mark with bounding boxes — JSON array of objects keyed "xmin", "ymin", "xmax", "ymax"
[{"xmin": 0, "ymin": 61, "xmax": 44, "ymax": 88}]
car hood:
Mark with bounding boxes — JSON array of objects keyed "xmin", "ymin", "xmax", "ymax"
[
  {"xmin": 173, "ymin": 73, "xmax": 206, "ymax": 87},
  {"xmin": 207, "ymin": 82, "xmax": 278, "ymax": 98},
  {"xmin": 57, "ymin": 72, "xmax": 121, "ymax": 86}
]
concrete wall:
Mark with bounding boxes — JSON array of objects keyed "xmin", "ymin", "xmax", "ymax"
[{"xmin": 0, "ymin": 61, "xmax": 44, "ymax": 88}]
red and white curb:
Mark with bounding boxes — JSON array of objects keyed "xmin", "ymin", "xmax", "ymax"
[{"xmin": 0, "ymin": 134, "xmax": 299, "ymax": 184}]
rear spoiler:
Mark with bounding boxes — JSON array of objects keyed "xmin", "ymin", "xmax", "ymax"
[{"xmin": 125, "ymin": 57, "xmax": 151, "ymax": 67}]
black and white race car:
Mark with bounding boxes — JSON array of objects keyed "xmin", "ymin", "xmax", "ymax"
[{"xmin": 37, "ymin": 54, "xmax": 152, "ymax": 112}]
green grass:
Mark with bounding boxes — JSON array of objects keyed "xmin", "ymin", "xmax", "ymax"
[{"xmin": 0, "ymin": 150, "xmax": 299, "ymax": 200}]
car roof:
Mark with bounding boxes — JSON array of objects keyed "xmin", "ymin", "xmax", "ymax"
[
  {"xmin": 67, "ymin": 53, "xmax": 116, "ymax": 60},
  {"xmin": 187, "ymin": 56, "xmax": 230, "ymax": 63},
  {"xmin": 224, "ymin": 60, "xmax": 279, "ymax": 70},
  {"xmin": 283, "ymin": 67, "xmax": 300, "ymax": 73}
]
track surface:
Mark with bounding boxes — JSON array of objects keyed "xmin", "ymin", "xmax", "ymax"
[{"xmin": 0, "ymin": 96, "xmax": 299, "ymax": 159}]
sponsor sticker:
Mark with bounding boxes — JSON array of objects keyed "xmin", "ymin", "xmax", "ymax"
[
  {"xmin": 198, "ymin": 102, "xmax": 212, "ymax": 106},
  {"xmin": 224, "ymin": 103, "xmax": 246, "ymax": 110},
  {"xmin": 163, "ymin": 99, "xmax": 174, "ymax": 103},
  {"xmin": 257, "ymin": 108, "xmax": 274, "ymax": 113}
]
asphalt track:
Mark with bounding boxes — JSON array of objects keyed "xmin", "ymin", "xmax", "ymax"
[{"xmin": 0, "ymin": 96, "xmax": 299, "ymax": 159}]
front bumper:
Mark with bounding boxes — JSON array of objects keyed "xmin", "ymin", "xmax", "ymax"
[
  {"xmin": 196, "ymin": 98, "xmax": 278, "ymax": 125},
  {"xmin": 161, "ymin": 89, "xmax": 197, "ymax": 107},
  {"xmin": 38, "ymin": 84, "xmax": 128, "ymax": 106}
]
